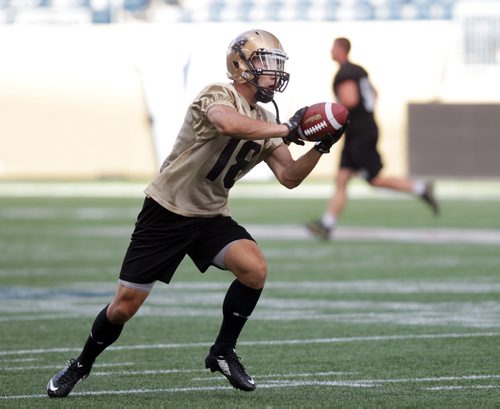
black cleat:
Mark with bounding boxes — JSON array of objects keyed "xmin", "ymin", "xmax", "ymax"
[
  {"xmin": 205, "ymin": 348, "xmax": 256, "ymax": 391},
  {"xmin": 47, "ymin": 359, "xmax": 91, "ymax": 398},
  {"xmin": 421, "ymin": 181, "xmax": 439, "ymax": 215},
  {"xmin": 306, "ymin": 220, "xmax": 332, "ymax": 240}
]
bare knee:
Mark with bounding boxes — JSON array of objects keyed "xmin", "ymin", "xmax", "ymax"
[
  {"xmin": 107, "ymin": 301, "xmax": 135, "ymax": 324},
  {"xmin": 368, "ymin": 176, "xmax": 385, "ymax": 188},
  {"xmin": 224, "ymin": 240, "xmax": 268, "ymax": 289},
  {"xmin": 107, "ymin": 286, "xmax": 149, "ymax": 324},
  {"xmin": 241, "ymin": 259, "xmax": 268, "ymax": 289}
]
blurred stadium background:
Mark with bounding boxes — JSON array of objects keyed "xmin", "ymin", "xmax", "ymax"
[{"xmin": 1, "ymin": 0, "xmax": 499, "ymax": 181}]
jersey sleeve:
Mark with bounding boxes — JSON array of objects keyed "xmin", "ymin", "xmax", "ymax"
[
  {"xmin": 189, "ymin": 84, "xmax": 237, "ymax": 142},
  {"xmin": 198, "ymin": 83, "xmax": 237, "ymax": 113}
]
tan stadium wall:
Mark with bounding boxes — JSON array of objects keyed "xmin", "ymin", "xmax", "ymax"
[
  {"xmin": 0, "ymin": 21, "xmax": 498, "ymax": 180},
  {"xmin": 0, "ymin": 26, "xmax": 157, "ymax": 179}
]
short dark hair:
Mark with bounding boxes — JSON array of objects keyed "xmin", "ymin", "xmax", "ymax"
[{"xmin": 335, "ymin": 37, "xmax": 351, "ymax": 54}]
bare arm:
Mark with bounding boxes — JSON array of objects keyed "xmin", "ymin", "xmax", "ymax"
[
  {"xmin": 336, "ymin": 79, "xmax": 359, "ymax": 109},
  {"xmin": 208, "ymin": 103, "xmax": 323, "ymax": 188},
  {"xmin": 207, "ymin": 104, "xmax": 289, "ymax": 140},
  {"xmin": 265, "ymin": 144, "xmax": 323, "ymax": 189}
]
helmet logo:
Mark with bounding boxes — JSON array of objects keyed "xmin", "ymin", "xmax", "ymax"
[{"xmin": 232, "ymin": 36, "xmax": 247, "ymax": 53}]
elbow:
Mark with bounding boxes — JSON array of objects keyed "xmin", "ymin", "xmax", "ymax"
[
  {"xmin": 281, "ymin": 178, "xmax": 301, "ymax": 190},
  {"xmin": 275, "ymin": 167, "xmax": 303, "ymax": 189}
]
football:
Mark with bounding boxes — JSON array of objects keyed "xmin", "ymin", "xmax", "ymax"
[{"xmin": 298, "ymin": 102, "xmax": 349, "ymax": 142}]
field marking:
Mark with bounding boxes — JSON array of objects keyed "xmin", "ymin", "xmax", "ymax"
[
  {"xmin": 0, "ymin": 332, "xmax": 498, "ymax": 357},
  {"xmin": 2, "ymin": 202, "xmax": 500, "ymax": 244},
  {"xmin": 246, "ymin": 225, "xmax": 500, "ymax": 244},
  {"xmin": 2, "ymin": 280, "xmax": 500, "ymax": 328},
  {"xmin": 3, "ymin": 278, "xmax": 500, "ymax": 294},
  {"xmin": 4, "ymin": 222, "xmax": 499, "ymax": 244},
  {"xmin": 7, "ymin": 281, "xmax": 500, "ymax": 304},
  {"xmin": 0, "ymin": 358, "xmax": 39, "ymax": 363},
  {"xmin": 1, "ymin": 373, "xmax": 499, "ymax": 400},
  {"xmin": 93, "ymin": 368, "xmax": 204, "ymax": 376},
  {"xmin": 1, "ymin": 362, "xmax": 134, "ymax": 371},
  {"xmin": 1, "ymin": 181, "xmax": 500, "ymax": 200},
  {"xmin": 365, "ymin": 374, "xmax": 500, "ymax": 384},
  {"xmin": 194, "ymin": 373, "xmax": 500, "ymax": 386},
  {"xmin": 191, "ymin": 371, "xmax": 356, "ymax": 381},
  {"xmin": 3, "ymin": 302, "xmax": 500, "ymax": 327},
  {"xmin": 94, "ymin": 370, "xmax": 354, "ymax": 379},
  {"xmin": 426, "ymin": 385, "xmax": 500, "ymax": 390}
]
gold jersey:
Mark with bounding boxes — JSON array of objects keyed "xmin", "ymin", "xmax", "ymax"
[{"xmin": 145, "ymin": 83, "xmax": 284, "ymax": 218}]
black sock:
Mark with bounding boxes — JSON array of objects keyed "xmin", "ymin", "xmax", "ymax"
[
  {"xmin": 78, "ymin": 305, "xmax": 124, "ymax": 366},
  {"xmin": 213, "ymin": 280, "xmax": 262, "ymax": 355}
]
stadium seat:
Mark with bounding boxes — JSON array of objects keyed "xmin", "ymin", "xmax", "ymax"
[{"xmin": 0, "ymin": 0, "xmax": 459, "ymax": 24}]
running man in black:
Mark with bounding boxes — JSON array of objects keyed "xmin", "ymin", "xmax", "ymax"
[
  {"xmin": 307, "ymin": 37, "xmax": 438, "ymax": 240},
  {"xmin": 46, "ymin": 29, "xmax": 345, "ymax": 397}
]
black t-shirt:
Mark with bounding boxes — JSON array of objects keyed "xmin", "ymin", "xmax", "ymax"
[{"xmin": 333, "ymin": 61, "xmax": 377, "ymax": 131}]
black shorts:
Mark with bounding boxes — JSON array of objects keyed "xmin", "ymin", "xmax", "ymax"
[
  {"xmin": 119, "ymin": 197, "xmax": 254, "ymax": 285},
  {"xmin": 340, "ymin": 127, "xmax": 383, "ymax": 181}
]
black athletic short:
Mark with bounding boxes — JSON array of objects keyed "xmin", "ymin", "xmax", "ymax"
[
  {"xmin": 340, "ymin": 126, "xmax": 383, "ymax": 181},
  {"xmin": 119, "ymin": 197, "xmax": 254, "ymax": 284}
]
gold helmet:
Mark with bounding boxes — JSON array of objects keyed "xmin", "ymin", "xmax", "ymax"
[{"xmin": 226, "ymin": 29, "xmax": 290, "ymax": 103}]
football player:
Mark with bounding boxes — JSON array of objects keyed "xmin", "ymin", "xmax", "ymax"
[
  {"xmin": 47, "ymin": 29, "xmax": 346, "ymax": 397},
  {"xmin": 307, "ymin": 37, "xmax": 439, "ymax": 240}
]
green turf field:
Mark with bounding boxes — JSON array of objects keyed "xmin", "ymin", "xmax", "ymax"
[{"xmin": 1, "ymin": 184, "xmax": 499, "ymax": 408}]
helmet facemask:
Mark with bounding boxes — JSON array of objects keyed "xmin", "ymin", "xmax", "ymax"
[{"xmin": 245, "ymin": 50, "xmax": 289, "ymax": 102}]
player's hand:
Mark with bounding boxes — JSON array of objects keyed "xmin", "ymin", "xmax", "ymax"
[
  {"xmin": 282, "ymin": 106, "xmax": 308, "ymax": 146},
  {"xmin": 314, "ymin": 114, "xmax": 350, "ymax": 154}
]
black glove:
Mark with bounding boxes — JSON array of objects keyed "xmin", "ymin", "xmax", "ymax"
[
  {"xmin": 282, "ymin": 106, "xmax": 308, "ymax": 146},
  {"xmin": 314, "ymin": 114, "xmax": 350, "ymax": 154}
]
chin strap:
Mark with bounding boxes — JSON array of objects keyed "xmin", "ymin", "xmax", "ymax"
[
  {"xmin": 271, "ymin": 99, "xmax": 281, "ymax": 124},
  {"xmin": 255, "ymin": 86, "xmax": 275, "ymax": 104}
]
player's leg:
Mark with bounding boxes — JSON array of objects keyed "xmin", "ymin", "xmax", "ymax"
[
  {"xmin": 78, "ymin": 283, "xmax": 151, "ymax": 365},
  {"xmin": 188, "ymin": 215, "xmax": 270, "ymax": 391},
  {"xmin": 307, "ymin": 167, "xmax": 354, "ymax": 239},
  {"xmin": 369, "ymin": 175, "xmax": 414, "ymax": 191},
  {"xmin": 359, "ymin": 137, "xmax": 438, "ymax": 214},
  {"xmin": 328, "ymin": 166, "xmax": 354, "ymax": 221},
  {"xmin": 204, "ymin": 239, "xmax": 266, "ymax": 391},
  {"xmin": 47, "ymin": 284, "xmax": 151, "ymax": 398},
  {"xmin": 46, "ymin": 197, "xmax": 183, "ymax": 398},
  {"xmin": 213, "ymin": 239, "xmax": 266, "ymax": 352},
  {"xmin": 369, "ymin": 176, "xmax": 439, "ymax": 215}
]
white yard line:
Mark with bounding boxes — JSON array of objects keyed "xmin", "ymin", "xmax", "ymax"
[
  {"xmin": 426, "ymin": 385, "xmax": 500, "ymax": 390},
  {"xmin": 2, "ymin": 221, "xmax": 500, "ymax": 244},
  {"xmin": 0, "ymin": 357, "xmax": 39, "ymax": 363},
  {"xmin": 0, "ymin": 332, "xmax": 498, "ymax": 357},
  {"xmin": 1, "ymin": 362, "xmax": 134, "ymax": 371},
  {"xmin": 191, "ymin": 371, "xmax": 356, "ymax": 381},
  {"xmin": 1, "ymin": 373, "xmax": 499, "ymax": 399},
  {"xmin": 1, "ymin": 180, "xmax": 500, "ymax": 199},
  {"xmin": 246, "ymin": 225, "xmax": 500, "ymax": 244}
]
